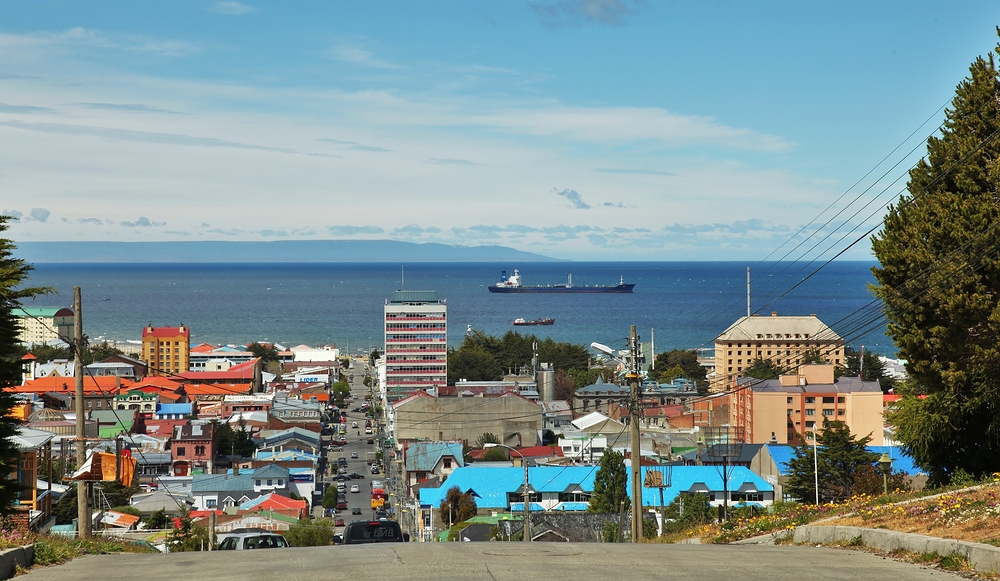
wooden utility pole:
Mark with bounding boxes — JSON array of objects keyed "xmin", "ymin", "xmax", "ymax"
[
  {"xmin": 628, "ymin": 325, "xmax": 642, "ymax": 543},
  {"xmin": 73, "ymin": 286, "xmax": 91, "ymax": 538}
]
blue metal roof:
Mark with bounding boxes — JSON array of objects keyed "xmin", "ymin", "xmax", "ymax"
[
  {"xmin": 510, "ymin": 502, "xmax": 546, "ymax": 512},
  {"xmin": 155, "ymin": 403, "xmax": 191, "ymax": 415},
  {"xmin": 418, "ymin": 465, "xmax": 773, "ymax": 510},
  {"xmin": 405, "ymin": 442, "xmax": 464, "ymax": 472}
]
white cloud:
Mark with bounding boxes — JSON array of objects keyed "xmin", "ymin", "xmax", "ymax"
[{"xmin": 328, "ymin": 44, "xmax": 402, "ymax": 70}]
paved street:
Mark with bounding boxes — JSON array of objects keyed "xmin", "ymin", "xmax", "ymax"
[
  {"xmin": 17, "ymin": 543, "xmax": 965, "ymax": 581},
  {"xmin": 317, "ymin": 359, "xmax": 380, "ymax": 534}
]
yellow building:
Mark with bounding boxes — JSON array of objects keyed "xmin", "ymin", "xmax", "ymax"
[
  {"xmin": 713, "ymin": 312, "xmax": 844, "ymax": 392},
  {"xmin": 730, "ymin": 364, "xmax": 884, "ymax": 446},
  {"xmin": 142, "ymin": 325, "xmax": 191, "ymax": 376}
]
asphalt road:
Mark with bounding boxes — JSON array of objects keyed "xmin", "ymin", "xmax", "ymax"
[
  {"xmin": 17, "ymin": 543, "xmax": 967, "ymax": 581},
  {"xmin": 318, "ymin": 360, "xmax": 380, "ymax": 532}
]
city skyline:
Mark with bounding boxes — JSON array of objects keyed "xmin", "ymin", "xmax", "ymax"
[{"xmin": 2, "ymin": 1, "xmax": 999, "ymax": 260}]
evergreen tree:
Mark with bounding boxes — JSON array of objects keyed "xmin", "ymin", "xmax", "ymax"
[
  {"xmin": 0, "ymin": 216, "xmax": 52, "ymax": 514},
  {"xmin": 438, "ymin": 486, "xmax": 477, "ymax": 527},
  {"xmin": 784, "ymin": 421, "xmax": 878, "ymax": 503},
  {"xmin": 871, "ymin": 36, "xmax": 1000, "ymax": 484},
  {"xmin": 587, "ymin": 449, "xmax": 629, "ymax": 513},
  {"xmin": 742, "ymin": 358, "xmax": 782, "ymax": 381}
]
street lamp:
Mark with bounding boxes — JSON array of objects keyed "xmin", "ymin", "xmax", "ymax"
[
  {"xmin": 879, "ymin": 452, "xmax": 892, "ymax": 495},
  {"xmin": 484, "ymin": 443, "xmax": 531, "ymax": 543}
]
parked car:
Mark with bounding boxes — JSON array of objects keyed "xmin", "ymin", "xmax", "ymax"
[
  {"xmin": 339, "ymin": 520, "xmax": 404, "ymax": 544},
  {"xmin": 217, "ymin": 530, "xmax": 289, "ymax": 550},
  {"xmin": 370, "ymin": 465, "xmax": 379, "ymax": 474},
  {"xmin": 348, "ymin": 472, "xmax": 364, "ymax": 479},
  {"xmin": 350, "ymin": 484, "xmax": 360, "ymax": 493},
  {"xmin": 335, "ymin": 518, "xmax": 345, "ymax": 527}
]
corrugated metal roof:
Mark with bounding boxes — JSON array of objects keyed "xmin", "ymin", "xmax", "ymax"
[
  {"xmin": 389, "ymin": 290, "xmax": 440, "ymax": 304},
  {"xmin": 405, "ymin": 442, "xmax": 464, "ymax": 471}
]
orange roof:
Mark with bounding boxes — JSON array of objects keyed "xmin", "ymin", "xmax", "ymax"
[
  {"xmin": 191, "ymin": 343, "xmax": 220, "ymax": 353},
  {"xmin": 14, "ymin": 376, "xmax": 132, "ymax": 394},
  {"xmin": 21, "ymin": 353, "xmax": 37, "ymax": 360},
  {"xmin": 182, "ymin": 383, "xmax": 253, "ymax": 396},
  {"xmin": 132, "ymin": 376, "xmax": 184, "ymax": 390},
  {"xmin": 142, "ymin": 326, "xmax": 190, "ymax": 338},
  {"xmin": 173, "ymin": 358, "xmax": 259, "ymax": 382}
]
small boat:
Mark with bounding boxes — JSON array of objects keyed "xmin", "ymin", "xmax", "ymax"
[{"xmin": 512, "ymin": 317, "xmax": 555, "ymax": 326}]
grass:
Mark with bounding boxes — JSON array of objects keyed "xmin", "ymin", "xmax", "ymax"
[{"xmin": 0, "ymin": 525, "xmax": 156, "ymax": 572}]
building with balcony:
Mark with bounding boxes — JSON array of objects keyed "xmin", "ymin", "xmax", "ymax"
[
  {"xmin": 384, "ymin": 290, "xmax": 447, "ymax": 399},
  {"xmin": 713, "ymin": 312, "xmax": 844, "ymax": 392},
  {"xmin": 730, "ymin": 363, "xmax": 884, "ymax": 446},
  {"xmin": 142, "ymin": 325, "xmax": 191, "ymax": 377}
]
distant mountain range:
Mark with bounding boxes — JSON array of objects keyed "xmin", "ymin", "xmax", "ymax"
[{"xmin": 15, "ymin": 240, "xmax": 557, "ymax": 263}]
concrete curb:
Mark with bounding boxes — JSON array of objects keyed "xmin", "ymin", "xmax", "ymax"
[
  {"xmin": 0, "ymin": 545, "xmax": 34, "ymax": 580},
  {"xmin": 793, "ymin": 525, "xmax": 1000, "ymax": 575}
]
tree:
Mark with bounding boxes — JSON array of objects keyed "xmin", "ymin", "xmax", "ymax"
[
  {"xmin": 588, "ymin": 449, "xmax": 629, "ymax": 513},
  {"xmin": 438, "ymin": 486, "xmax": 477, "ymax": 527},
  {"xmin": 784, "ymin": 421, "xmax": 878, "ymax": 503},
  {"xmin": 871, "ymin": 37, "xmax": 1000, "ymax": 484},
  {"xmin": 800, "ymin": 349, "xmax": 826, "ymax": 365},
  {"xmin": 553, "ymin": 369, "xmax": 576, "ymax": 403},
  {"xmin": 0, "ymin": 217, "xmax": 52, "ymax": 514},
  {"xmin": 742, "ymin": 358, "xmax": 782, "ymax": 381},
  {"xmin": 661, "ymin": 492, "xmax": 715, "ymax": 534},
  {"xmin": 481, "ymin": 448, "xmax": 507, "ymax": 462},
  {"xmin": 447, "ymin": 344, "xmax": 502, "ymax": 383},
  {"xmin": 474, "ymin": 433, "xmax": 500, "ymax": 448},
  {"xmin": 83, "ymin": 340, "xmax": 125, "ymax": 365},
  {"xmin": 285, "ymin": 518, "xmax": 332, "ymax": 547},
  {"xmin": 144, "ymin": 508, "xmax": 169, "ymax": 530},
  {"xmin": 167, "ymin": 509, "xmax": 209, "ymax": 551},
  {"xmin": 836, "ymin": 348, "xmax": 896, "ymax": 393},
  {"xmin": 651, "ymin": 349, "xmax": 707, "ymax": 388},
  {"xmin": 247, "ymin": 342, "xmax": 279, "ymax": 364},
  {"xmin": 213, "ymin": 419, "xmax": 257, "ymax": 458}
]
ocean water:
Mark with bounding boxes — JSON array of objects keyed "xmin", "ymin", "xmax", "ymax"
[{"xmin": 20, "ymin": 261, "xmax": 895, "ymax": 356}]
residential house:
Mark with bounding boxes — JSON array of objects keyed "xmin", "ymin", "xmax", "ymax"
[
  {"xmin": 9, "ymin": 427, "xmax": 56, "ymax": 530},
  {"xmin": 170, "ymin": 423, "xmax": 217, "ymax": 476},
  {"xmin": 191, "ymin": 464, "xmax": 290, "ymax": 511},
  {"xmin": 270, "ymin": 395, "xmax": 322, "ymax": 425},
  {"xmin": 403, "ymin": 441, "xmax": 464, "ymax": 497},
  {"xmin": 114, "ymin": 389, "xmax": 158, "ymax": 416},
  {"xmin": 154, "ymin": 403, "xmax": 192, "ymax": 420},
  {"xmin": 539, "ymin": 401, "xmax": 573, "ymax": 431}
]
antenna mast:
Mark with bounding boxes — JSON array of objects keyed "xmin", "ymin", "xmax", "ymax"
[{"xmin": 746, "ymin": 267, "xmax": 751, "ymax": 318}]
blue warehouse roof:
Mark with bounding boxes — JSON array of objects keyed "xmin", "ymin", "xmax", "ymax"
[{"xmin": 767, "ymin": 444, "xmax": 924, "ymax": 476}]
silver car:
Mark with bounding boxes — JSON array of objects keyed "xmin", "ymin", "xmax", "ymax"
[{"xmin": 217, "ymin": 530, "xmax": 289, "ymax": 550}]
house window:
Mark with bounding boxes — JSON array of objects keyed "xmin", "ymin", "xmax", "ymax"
[
  {"xmin": 176, "ymin": 447, "xmax": 186, "ymax": 456},
  {"xmin": 206, "ymin": 499, "xmax": 217, "ymax": 508},
  {"xmin": 255, "ymin": 479, "xmax": 261, "ymax": 486},
  {"xmin": 278, "ymin": 479, "xmax": 283, "ymax": 486},
  {"xmin": 443, "ymin": 458, "xmax": 452, "ymax": 469},
  {"xmin": 267, "ymin": 479, "xmax": 273, "ymax": 486},
  {"xmin": 195, "ymin": 445, "xmax": 205, "ymax": 456}
]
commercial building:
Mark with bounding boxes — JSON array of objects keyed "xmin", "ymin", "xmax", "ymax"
[
  {"xmin": 730, "ymin": 364, "xmax": 884, "ymax": 446},
  {"xmin": 713, "ymin": 312, "xmax": 844, "ymax": 392},
  {"xmin": 142, "ymin": 325, "xmax": 191, "ymax": 377},
  {"xmin": 391, "ymin": 392, "xmax": 541, "ymax": 447},
  {"xmin": 13, "ymin": 307, "xmax": 73, "ymax": 346},
  {"xmin": 383, "ymin": 290, "xmax": 447, "ymax": 399}
]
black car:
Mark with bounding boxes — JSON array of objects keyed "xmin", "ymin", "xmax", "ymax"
[
  {"xmin": 340, "ymin": 520, "xmax": 404, "ymax": 544},
  {"xmin": 348, "ymin": 472, "xmax": 364, "ymax": 479}
]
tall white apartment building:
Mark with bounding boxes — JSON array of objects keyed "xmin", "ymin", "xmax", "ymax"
[
  {"xmin": 13, "ymin": 307, "xmax": 74, "ymax": 346},
  {"xmin": 383, "ymin": 290, "xmax": 447, "ymax": 400}
]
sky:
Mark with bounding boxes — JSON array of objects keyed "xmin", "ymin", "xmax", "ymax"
[{"xmin": 2, "ymin": 1, "xmax": 1000, "ymax": 261}]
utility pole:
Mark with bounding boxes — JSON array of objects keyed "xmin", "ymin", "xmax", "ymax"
[
  {"xmin": 73, "ymin": 287, "xmax": 91, "ymax": 538},
  {"xmin": 628, "ymin": 325, "xmax": 642, "ymax": 543}
]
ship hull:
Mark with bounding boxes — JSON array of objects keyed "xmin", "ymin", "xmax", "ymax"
[{"xmin": 489, "ymin": 284, "xmax": 635, "ymax": 293}]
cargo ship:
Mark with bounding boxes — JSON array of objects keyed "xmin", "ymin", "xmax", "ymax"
[
  {"xmin": 512, "ymin": 317, "xmax": 555, "ymax": 326},
  {"xmin": 488, "ymin": 269, "xmax": 635, "ymax": 293}
]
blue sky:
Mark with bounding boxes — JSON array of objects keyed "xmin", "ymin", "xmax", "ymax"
[{"xmin": 2, "ymin": 1, "xmax": 999, "ymax": 260}]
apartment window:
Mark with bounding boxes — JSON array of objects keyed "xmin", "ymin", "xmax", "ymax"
[
  {"xmin": 728, "ymin": 367, "xmax": 732, "ymax": 372},
  {"xmin": 805, "ymin": 421, "xmax": 815, "ymax": 428},
  {"xmin": 767, "ymin": 351, "xmax": 772, "ymax": 356},
  {"xmin": 176, "ymin": 447, "xmax": 186, "ymax": 456},
  {"xmin": 195, "ymin": 445, "xmax": 205, "ymax": 456},
  {"xmin": 823, "ymin": 409, "xmax": 834, "ymax": 416},
  {"xmin": 787, "ymin": 409, "xmax": 793, "ymax": 416},
  {"xmin": 805, "ymin": 409, "xmax": 815, "ymax": 416},
  {"xmin": 737, "ymin": 351, "xmax": 742, "ymax": 356},
  {"xmin": 838, "ymin": 409, "xmax": 846, "ymax": 416},
  {"xmin": 805, "ymin": 397, "xmax": 815, "ymax": 404},
  {"xmin": 822, "ymin": 397, "xmax": 834, "ymax": 404},
  {"xmin": 728, "ymin": 351, "xmax": 732, "ymax": 355},
  {"xmin": 728, "ymin": 360, "xmax": 732, "ymax": 365},
  {"xmin": 786, "ymin": 397, "xmax": 793, "ymax": 404}
]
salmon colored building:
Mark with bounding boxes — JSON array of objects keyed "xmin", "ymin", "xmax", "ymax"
[{"xmin": 730, "ymin": 364, "xmax": 884, "ymax": 446}]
